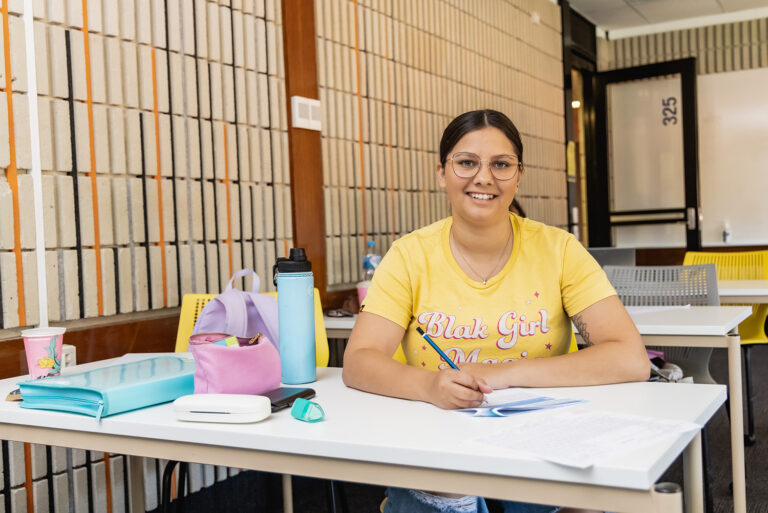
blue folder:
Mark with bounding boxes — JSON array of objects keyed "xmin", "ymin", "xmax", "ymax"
[{"xmin": 19, "ymin": 356, "xmax": 195, "ymax": 420}]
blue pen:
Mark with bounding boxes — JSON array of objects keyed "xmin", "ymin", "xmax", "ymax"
[{"xmin": 416, "ymin": 327, "xmax": 459, "ymax": 370}]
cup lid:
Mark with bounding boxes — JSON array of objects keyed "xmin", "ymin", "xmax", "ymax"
[{"xmin": 21, "ymin": 327, "xmax": 66, "ymax": 337}]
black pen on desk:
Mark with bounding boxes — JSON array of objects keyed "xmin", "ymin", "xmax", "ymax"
[{"xmin": 416, "ymin": 327, "xmax": 459, "ymax": 370}]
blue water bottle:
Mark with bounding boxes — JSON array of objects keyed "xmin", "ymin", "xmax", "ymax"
[{"xmin": 273, "ymin": 248, "xmax": 316, "ymax": 384}]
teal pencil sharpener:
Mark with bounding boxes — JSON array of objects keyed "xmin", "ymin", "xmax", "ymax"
[{"xmin": 290, "ymin": 397, "xmax": 325, "ymax": 423}]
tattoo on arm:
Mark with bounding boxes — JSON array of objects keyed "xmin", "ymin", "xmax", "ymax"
[{"xmin": 572, "ymin": 314, "xmax": 593, "ymax": 347}]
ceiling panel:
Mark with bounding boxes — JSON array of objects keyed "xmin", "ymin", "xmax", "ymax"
[
  {"xmin": 634, "ymin": 0, "xmax": 722, "ymax": 24},
  {"xmin": 581, "ymin": 5, "xmax": 649, "ymax": 30},
  {"xmin": 572, "ymin": 0, "xmax": 625, "ymax": 16},
  {"xmin": 718, "ymin": 0, "xmax": 768, "ymax": 9},
  {"xmin": 569, "ymin": 0, "xmax": 768, "ymax": 33}
]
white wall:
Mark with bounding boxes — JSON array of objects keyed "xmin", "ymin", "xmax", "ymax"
[{"xmin": 698, "ymin": 67, "xmax": 768, "ymax": 246}]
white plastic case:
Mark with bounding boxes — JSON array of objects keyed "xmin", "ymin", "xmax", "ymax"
[{"xmin": 173, "ymin": 394, "xmax": 271, "ymax": 423}]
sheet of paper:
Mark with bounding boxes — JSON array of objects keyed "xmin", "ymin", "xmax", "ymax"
[
  {"xmin": 482, "ymin": 388, "xmax": 543, "ymax": 406},
  {"xmin": 472, "ymin": 408, "xmax": 700, "ymax": 468}
]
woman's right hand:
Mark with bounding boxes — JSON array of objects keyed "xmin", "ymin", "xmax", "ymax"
[
  {"xmin": 424, "ymin": 369, "xmax": 492, "ymax": 410},
  {"xmin": 344, "ymin": 312, "xmax": 492, "ymax": 408}
]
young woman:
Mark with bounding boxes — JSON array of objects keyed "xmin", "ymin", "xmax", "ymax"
[{"xmin": 342, "ymin": 110, "xmax": 649, "ymax": 513}]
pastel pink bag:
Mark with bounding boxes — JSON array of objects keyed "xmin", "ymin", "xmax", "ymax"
[{"xmin": 188, "ymin": 333, "xmax": 281, "ymax": 395}]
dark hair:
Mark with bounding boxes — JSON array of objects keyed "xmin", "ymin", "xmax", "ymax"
[
  {"xmin": 509, "ymin": 198, "xmax": 526, "ymax": 217},
  {"xmin": 439, "ymin": 110, "xmax": 524, "ymax": 167}
]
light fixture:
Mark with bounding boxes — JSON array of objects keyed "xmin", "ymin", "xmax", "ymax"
[{"xmin": 571, "ymin": 100, "xmax": 581, "ymax": 109}]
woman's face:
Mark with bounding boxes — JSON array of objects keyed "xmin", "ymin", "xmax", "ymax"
[{"xmin": 436, "ymin": 126, "xmax": 523, "ymax": 226}]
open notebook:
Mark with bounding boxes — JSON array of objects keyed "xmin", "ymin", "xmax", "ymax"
[{"xmin": 19, "ymin": 356, "xmax": 195, "ymax": 420}]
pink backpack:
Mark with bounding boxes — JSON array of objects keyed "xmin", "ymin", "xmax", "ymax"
[{"xmin": 192, "ymin": 269, "xmax": 279, "ymax": 348}]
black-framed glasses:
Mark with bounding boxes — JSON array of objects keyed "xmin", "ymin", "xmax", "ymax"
[{"xmin": 448, "ymin": 152, "xmax": 522, "ymax": 181}]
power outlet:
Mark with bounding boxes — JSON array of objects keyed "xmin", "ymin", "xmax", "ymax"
[
  {"xmin": 61, "ymin": 344, "xmax": 77, "ymax": 368},
  {"xmin": 291, "ymin": 96, "xmax": 322, "ymax": 131}
]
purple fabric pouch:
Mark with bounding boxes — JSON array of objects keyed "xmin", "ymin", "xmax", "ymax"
[{"xmin": 188, "ymin": 332, "xmax": 281, "ymax": 395}]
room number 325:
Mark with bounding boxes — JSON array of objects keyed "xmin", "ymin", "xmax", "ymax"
[{"xmin": 662, "ymin": 97, "xmax": 678, "ymax": 125}]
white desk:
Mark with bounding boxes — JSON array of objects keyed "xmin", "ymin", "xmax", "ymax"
[
  {"xmin": 0, "ymin": 356, "xmax": 725, "ymax": 513},
  {"xmin": 718, "ymin": 279, "xmax": 768, "ymax": 304},
  {"xmin": 623, "ymin": 305, "xmax": 752, "ymax": 513}
]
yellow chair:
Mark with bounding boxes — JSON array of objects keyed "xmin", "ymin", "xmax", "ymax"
[
  {"xmin": 174, "ymin": 290, "xmax": 330, "ymax": 367},
  {"xmin": 568, "ymin": 334, "xmax": 579, "ymax": 353},
  {"xmin": 683, "ymin": 250, "xmax": 768, "ymax": 445}
]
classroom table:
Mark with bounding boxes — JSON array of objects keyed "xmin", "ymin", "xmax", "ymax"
[
  {"xmin": 0, "ymin": 355, "xmax": 726, "ymax": 513},
  {"xmin": 325, "ymin": 306, "xmax": 753, "ymax": 513},
  {"xmin": 620, "ymin": 305, "xmax": 752, "ymax": 513},
  {"xmin": 718, "ymin": 279, "xmax": 768, "ymax": 304}
]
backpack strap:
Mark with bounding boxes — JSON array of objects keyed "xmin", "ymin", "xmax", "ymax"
[
  {"xmin": 216, "ymin": 290, "xmax": 249, "ymax": 337},
  {"xmin": 247, "ymin": 292, "xmax": 280, "ymax": 345},
  {"xmin": 226, "ymin": 269, "xmax": 260, "ymax": 293}
]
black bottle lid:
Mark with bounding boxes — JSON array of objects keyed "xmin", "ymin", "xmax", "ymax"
[{"xmin": 273, "ymin": 248, "xmax": 312, "ymax": 285}]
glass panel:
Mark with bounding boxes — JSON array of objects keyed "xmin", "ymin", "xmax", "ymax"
[
  {"xmin": 607, "ymin": 76, "xmax": 686, "ymax": 246},
  {"xmin": 613, "ymin": 224, "xmax": 687, "ymax": 248},
  {"xmin": 607, "ymin": 77, "xmax": 685, "ymax": 211}
]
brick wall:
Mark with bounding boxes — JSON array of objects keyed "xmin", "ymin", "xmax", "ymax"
[
  {"xmin": 0, "ymin": 0, "xmax": 291, "ymax": 331},
  {"xmin": 316, "ymin": 0, "xmax": 568, "ymax": 288}
]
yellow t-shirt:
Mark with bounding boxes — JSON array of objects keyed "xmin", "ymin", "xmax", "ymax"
[{"xmin": 361, "ymin": 215, "xmax": 616, "ymax": 369}]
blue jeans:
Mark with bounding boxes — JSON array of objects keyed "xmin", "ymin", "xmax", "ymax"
[{"xmin": 382, "ymin": 487, "xmax": 561, "ymax": 513}]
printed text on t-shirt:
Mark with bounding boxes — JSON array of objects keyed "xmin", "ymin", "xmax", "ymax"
[{"xmin": 417, "ymin": 309, "xmax": 550, "ymax": 349}]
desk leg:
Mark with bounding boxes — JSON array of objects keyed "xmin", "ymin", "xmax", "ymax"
[
  {"xmin": 683, "ymin": 431, "xmax": 703, "ymax": 513},
  {"xmin": 728, "ymin": 334, "xmax": 747, "ymax": 513},
  {"xmin": 127, "ymin": 455, "xmax": 146, "ymax": 513},
  {"xmin": 283, "ymin": 474, "xmax": 294, "ymax": 513}
]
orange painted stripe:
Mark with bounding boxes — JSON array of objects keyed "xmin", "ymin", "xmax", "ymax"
[
  {"xmin": 82, "ymin": 0, "xmax": 104, "ymax": 316},
  {"xmin": 222, "ymin": 123, "xmax": 233, "ymax": 278},
  {"xmin": 2, "ymin": 1, "xmax": 26, "ymax": 326},
  {"xmin": 150, "ymin": 48, "xmax": 168, "ymax": 307},
  {"xmin": 351, "ymin": 0, "xmax": 367, "ymax": 242},
  {"xmin": 170, "ymin": 468, "xmax": 178, "ymax": 500},
  {"xmin": 103, "ymin": 454, "xmax": 113, "ymax": 513},
  {"xmin": 24, "ymin": 443, "xmax": 33, "ymax": 512}
]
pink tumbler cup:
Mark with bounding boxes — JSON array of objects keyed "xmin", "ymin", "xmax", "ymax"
[
  {"xmin": 21, "ymin": 327, "xmax": 66, "ymax": 379},
  {"xmin": 356, "ymin": 280, "xmax": 371, "ymax": 307}
]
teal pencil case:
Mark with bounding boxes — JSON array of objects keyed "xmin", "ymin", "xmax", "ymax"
[{"xmin": 19, "ymin": 356, "xmax": 195, "ymax": 420}]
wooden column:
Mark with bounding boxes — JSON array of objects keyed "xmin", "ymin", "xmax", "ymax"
[{"xmin": 282, "ymin": 0, "xmax": 328, "ymax": 303}]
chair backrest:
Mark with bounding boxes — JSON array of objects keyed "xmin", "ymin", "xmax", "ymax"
[
  {"xmin": 587, "ymin": 247, "xmax": 636, "ymax": 267},
  {"xmin": 175, "ymin": 294, "xmax": 217, "ymax": 352},
  {"xmin": 683, "ymin": 250, "xmax": 768, "ymax": 280},
  {"xmin": 684, "ymin": 250, "xmax": 768, "ymax": 342},
  {"xmin": 174, "ymin": 290, "xmax": 330, "ymax": 367},
  {"xmin": 603, "ymin": 264, "xmax": 719, "ymax": 307}
]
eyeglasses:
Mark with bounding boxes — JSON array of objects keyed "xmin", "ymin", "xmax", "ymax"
[{"xmin": 448, "ymin": 152, "xmax": 522, "ymax": 181}]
